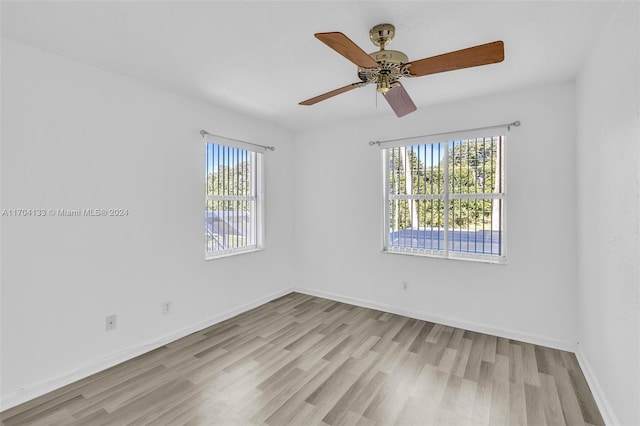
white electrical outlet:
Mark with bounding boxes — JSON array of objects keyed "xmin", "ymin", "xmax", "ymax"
[
  {"xmin": 162, "ymin": 301, "xmax": 171, "ymax": 315},
  {"xmin": 105, "ymin": 314, "xmax": 117, "ymax": 331}
]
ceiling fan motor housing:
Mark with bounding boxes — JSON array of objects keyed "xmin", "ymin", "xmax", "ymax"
[
  {"xmin": 369, "ymin": 50, "xmax": 408, "ymax": 65},
  {"xmin": 357, "ymin": 49, "xmax": 410, "ymax": 92}
]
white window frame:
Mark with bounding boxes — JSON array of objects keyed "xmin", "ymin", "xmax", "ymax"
[
  {"xmin": 381, "ymin": 128, "xmax": 507, "ymax": 264},
  {"xmin": 204, "ymin": 137, "xmax": 264, "ymax": 260}
]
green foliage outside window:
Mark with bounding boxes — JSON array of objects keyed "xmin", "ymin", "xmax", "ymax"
[
  {"xmin": 206, "ymin": 161, "xmax": 251, "ymax": 211},
  {"xmin": 389, "ymin": 138, "xmax": 501, "ymax": 230}
]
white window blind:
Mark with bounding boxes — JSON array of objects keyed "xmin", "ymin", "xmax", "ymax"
[
  {"xmin": 382, "ymin": 129, "xmax": 507, "ymax": 263},
  {"xmin": 204, "ymin": 137, "xmax": 263, "ymax": 259}
]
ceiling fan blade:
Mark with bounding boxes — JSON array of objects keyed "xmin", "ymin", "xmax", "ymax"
[
  {"xmin": 406, "ymin": 41, "xmax": 504, "ymax": 77},
  {"xmin": 383, "ymin": 82, "xmax": 417, "ymax": 117},
  {"xmin": 315, "ymin": 32, "xmax": 380, "ymax": 68},
  {"xmin": 299, "ymin": 82, "xmax": 366, "ymax": 106}
]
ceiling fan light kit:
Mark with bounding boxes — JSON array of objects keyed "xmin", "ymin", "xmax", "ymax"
[{"xmin": 300, "ymin": 23, "xmax": 505, "ymax": 118}]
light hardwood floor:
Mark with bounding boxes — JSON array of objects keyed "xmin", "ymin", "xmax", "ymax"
[{"xmin": 1, "ymin": 292, "xmax": 604, "ymax": 425}]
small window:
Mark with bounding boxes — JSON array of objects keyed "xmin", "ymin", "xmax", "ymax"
[
  {"xmin": 383, "ymin": 132, "xmax": 506, "ymax": 263},
  {"xmin": 205, "ymin": 140, "xmax": 263, "ymax": 259}
]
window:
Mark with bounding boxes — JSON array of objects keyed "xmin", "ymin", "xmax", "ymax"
[
  {"xmin": 205, "ymin": 140, "xmax": 263, "ymax": 258},
  {"xmin": 383, "ymin": 130, "xmax": 506, "ymax": 262}
]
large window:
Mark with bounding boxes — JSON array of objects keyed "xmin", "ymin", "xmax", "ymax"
[
  {"xmin": 205, "ymin": 140, "xmax": 263, "ymax": 258},
  {"xmin": 383, "ymin": 131, "xmax": 506, "ymax": 262}
]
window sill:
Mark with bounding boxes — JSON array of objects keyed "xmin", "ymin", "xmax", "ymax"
[
  {"xmin": 382, "ymin": 248, "xmax": 507, "ymax": 265},
  {"xmin": 205, "ymin": 246, "xmax": 263, "ymax": 260}
]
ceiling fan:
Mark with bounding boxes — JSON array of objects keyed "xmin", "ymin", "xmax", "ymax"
[{"xmin": 299, "ymin": 24, "xmax": 504, "ymax": 117}]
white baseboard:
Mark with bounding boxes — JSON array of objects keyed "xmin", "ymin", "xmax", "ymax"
[
  {"xmin": 575, "ymin": 345, "xmax": 619, "ymax": 426},
  {"xmin": 292, "ymin": 286, "xmax": 577, "ymax": 352},
  {"xmin": 0, "ymin": 287, "xmax": 294, "ymax": 411}
]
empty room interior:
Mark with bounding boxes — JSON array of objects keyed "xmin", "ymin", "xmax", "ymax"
[{"xmin": 1, "ymin": 1, "xmax": 639, "ymax": 425}]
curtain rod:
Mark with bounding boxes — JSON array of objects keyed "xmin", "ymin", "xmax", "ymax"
[
  {"xmin": 200, "ymin": 130, "xmax": 275, "ymax": 152},
  {"xmin": 368, "ymin": 120, "xmax": 521, "ymax": 147}
]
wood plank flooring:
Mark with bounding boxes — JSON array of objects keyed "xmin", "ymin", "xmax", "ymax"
[{"xmin": 1, "ymin": 292, "xmax": 604, "ymax": 425}]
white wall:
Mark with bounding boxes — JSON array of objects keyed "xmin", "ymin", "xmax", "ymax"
[
  {"xmin": 0, "ymin": 38, "xmax": 295, "ymax": 407},
  {"xmin": 293, "ymin": 81, "xmax": 578, "ymax": 349},
  {"xmin": 3, "ymin": 8, "xmax": 638, "ymax": 422},
  {"xmin": 576, "ymin": 2, "xmax": 640, "ymax": 425}
]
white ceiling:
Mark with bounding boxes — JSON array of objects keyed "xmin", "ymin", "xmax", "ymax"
[{"xmin": 1, "ymin": 1, "xmax": 618, "ymax": 131}]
